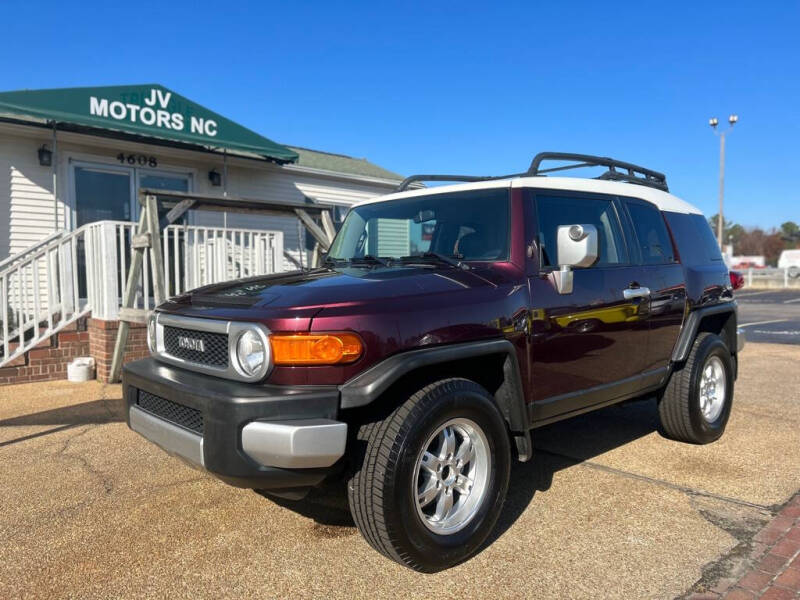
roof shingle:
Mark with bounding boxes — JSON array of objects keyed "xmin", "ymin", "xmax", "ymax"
[{"xmin": 287, "ymin": 146, "xmax": 403, "ymax": 181}]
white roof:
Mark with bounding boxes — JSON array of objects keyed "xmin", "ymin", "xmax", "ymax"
[{"xmin": 356, "ymin": 176, "xmax": 702, "ymax": 215}]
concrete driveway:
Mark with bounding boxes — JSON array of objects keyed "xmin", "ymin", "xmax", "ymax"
[{"xmin": 1, "ymin": 343, "xmax": 798, "ymax": 599}]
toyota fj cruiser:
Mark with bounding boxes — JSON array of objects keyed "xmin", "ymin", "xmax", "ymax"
[{"xmin": 123, "ymin": 152, "xmax": 745, "ymax": 572}]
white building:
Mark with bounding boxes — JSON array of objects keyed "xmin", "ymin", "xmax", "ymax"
[{"xmin": 0, "ymin": 84, "xmax": 403, "ymax": 268}]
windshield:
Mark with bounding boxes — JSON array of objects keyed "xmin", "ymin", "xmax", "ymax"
[{"xmin": 327, "ymin": 188, "xmax": 510, "ymax": 263}]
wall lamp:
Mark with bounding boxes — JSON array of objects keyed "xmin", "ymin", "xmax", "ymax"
[
  {"xmin": 208, "ymin": 169, "xmax": 222, "ymax": 186},
  {"xmin": 38, "ymin": 145, "xmax": 53, "ymax": 167}
]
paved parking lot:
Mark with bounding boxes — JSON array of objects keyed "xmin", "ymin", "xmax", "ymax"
[
  {"xmin": 1, "ymin": 343, "xmax": 799, "ymax": 599},
  {"xmin": 737, "ymin": 289, "xmax": 800, "ymax": 345}
]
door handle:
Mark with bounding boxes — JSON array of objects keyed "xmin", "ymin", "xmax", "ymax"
[{"xmin": 623, "ymin": 286, "xmax": 651, "ymax": 300}]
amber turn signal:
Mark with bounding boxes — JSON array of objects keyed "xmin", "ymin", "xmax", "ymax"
[{"xmin": 269, "ymin": 333, "xmax": 363, "ymax": 365}]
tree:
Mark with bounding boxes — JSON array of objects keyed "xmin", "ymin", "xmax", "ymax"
[
  {"xmin": 728, "ymin": 223, "xmax": 746, "ymax": 247},
  {"xmin": 708, "ymin": 214, "xmax": 744, "ymax": 246},
  {"xmin": 706, "ymin": 216, "xmax": 797, "ymax": 262},
  {"xmin": 781, "ymin": 221, "xmax": 799, "ymax": 236},
  {"xmin": 736, "ymin": 227, "xmax": 785, "ymax": 266},
  {"xmin": 764, "ymin": 231, "xmax": 787, "ymax": 265},
  {"xmin": 780, "ymin": 221, "xmax": 800, "ymax": 247}
]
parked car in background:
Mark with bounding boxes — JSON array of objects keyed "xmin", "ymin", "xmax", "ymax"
[
  {"xmin": 778, "ymin": 249, "xmax": 800, "ymax": 278},
  {"xmin": 123, "ymin": 152, "xmax": 745, "ymax": 572}
]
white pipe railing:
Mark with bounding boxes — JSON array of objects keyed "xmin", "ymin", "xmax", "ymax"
[
  {"xmin": 742, "ymin": 267, "xmax": 800, "ymax": 288},
  {"xmin": 162, "ymin": 225, "xmax": 283, "ymax": 298},
  {"xmin": 0, "ymin": 222, "xmax": 116, "ymax": 367},
  {"xmin": 1, "ymin": 220, "xmax": 284, "ymax": 367}
]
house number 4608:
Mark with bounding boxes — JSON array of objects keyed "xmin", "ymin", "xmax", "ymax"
[{"xmin": 117, "ymin": 153, "xmax": 157, "ymax": 168}]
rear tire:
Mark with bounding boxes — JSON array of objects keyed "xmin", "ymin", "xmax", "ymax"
[
  {"xmin": 658, "ymin": 333, "xmax": 734, "ymax": 444},
  {"xmin": 347, "ymin": 378, "xmax": 511, "ymax": 572},
  {"xmin": 789, "ymin": 266, "xmax": 800, "ymax": 279}
]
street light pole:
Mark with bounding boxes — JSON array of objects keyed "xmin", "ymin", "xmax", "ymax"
[
  {"xmin": 709, "ymin": 114, "xmax": 738, "ymax": 248},
  {"xmin": 717, "ymin": 130, "xmax": 726, "ymax": 246}
]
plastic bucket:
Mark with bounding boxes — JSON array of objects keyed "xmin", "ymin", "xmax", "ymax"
[{"xmin": 67, "ymin": 357, "xmax": 96, "ymax": 383}]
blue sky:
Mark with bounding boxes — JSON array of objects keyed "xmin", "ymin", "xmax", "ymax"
[{"xmin": 1, "ymin": 1, "xmax": 798, "ymax": 228}]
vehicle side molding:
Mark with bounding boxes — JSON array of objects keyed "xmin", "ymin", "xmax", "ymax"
[
  {"xmin": 339, "ymin": 338, "xmax": 530, "ymax": 434},
  {"xmin": 671, "ymin": 302, "xmax": 738, "ymax": 363}
]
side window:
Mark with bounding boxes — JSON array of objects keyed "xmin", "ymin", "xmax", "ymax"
[
  {"xmin": 625, "ymin": 200, "xmax": 675, "ymax": 265},
  {"xmin": 535, "ymin": 195, "xmax": 628, "ymax": 268},
  {"xmin": 662, "ymin": 212, "xmax": 723, "ymax": 264}
]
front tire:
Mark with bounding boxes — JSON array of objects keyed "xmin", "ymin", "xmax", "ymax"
[
  {"xmin": 347, "ymin": 378, "xmax": 511, "ymax": 572},
  {"xmin": 658, "ymin": 333, "xmax": 734, "ymax": 444}
]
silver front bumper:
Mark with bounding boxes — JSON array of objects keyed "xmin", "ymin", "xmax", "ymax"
[
  {"xmin": 736, "ymin": 326, "xmax": 746, "ymax": 353},
  {"xmin": 130, "ymin": 406, "xmax": 347, "ymax": 470},
  {"xmin": 130, "ymin": 406, "xmax": 205, "ymax": 468},
  {"xmin": 241, "ymin": 419, "xmax": 347, "ymax": 468}
]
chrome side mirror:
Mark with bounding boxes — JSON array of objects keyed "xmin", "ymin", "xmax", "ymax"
[{"xmin": 551, "ymin": 224, "xmax": 599, "ymax": 295}]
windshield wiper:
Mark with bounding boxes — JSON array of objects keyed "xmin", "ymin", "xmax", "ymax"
[
  {"xmin": 399, "ymin": 252, "xmax": 471, "ymax": 270},
  {"xmin": 329, "ymin": 254, "xmax": 391, "ymax": 268},
  {"xmin": 352, "ymin": 254, "xmax": 390, "ymax": 267},
  {"xmin": 322, "ymin": 256, "xmax": 349, "ymax": 268}
]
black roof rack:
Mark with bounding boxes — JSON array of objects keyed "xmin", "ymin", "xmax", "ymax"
[
  {"xmin": 395, "ymin": 152, "xmax": 668, "ymax": 192},
  {"xmin": 528, "ymin": 152, "xmax": 668, "ymax": 191}
]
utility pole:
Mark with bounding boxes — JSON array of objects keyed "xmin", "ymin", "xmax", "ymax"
[{"xmin": 709, "ymin": 114, "xmax": 738, "ymax": 248}]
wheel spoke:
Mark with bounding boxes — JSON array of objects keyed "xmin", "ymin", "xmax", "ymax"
[
  {"xmin": 439, "ymin": 426, "xmax": 456, "ymax": 459},
  {"xmin": 420, "ymin": 451, "xmax": 440, "ymax": 475},
  {"xmin": 418, "ymin": 479, "xmax": 439, "ymax": 508},
  {"xmin": 453, "ymin": 473, "xmax": 471, "ymax": 495},
  {"xmin": 455, "ymin": 436, "xmax": 474, "ymax": 466},
  {"xmin": 434, "ymin": 488, "xmax": 453, "ymax": 521}
]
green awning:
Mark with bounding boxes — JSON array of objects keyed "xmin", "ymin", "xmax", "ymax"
[{"xmin": 0, "ymin": 84, "xmax": 298, "ymax": 163}]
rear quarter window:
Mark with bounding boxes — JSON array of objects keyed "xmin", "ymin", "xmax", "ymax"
[{"xmin": 663, "ymin": 212, "xmax": 723, "ymax": 265}]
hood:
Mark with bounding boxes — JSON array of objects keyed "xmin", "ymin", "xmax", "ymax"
[{"xmin": 168, "ymin": 266, "xmax": 498, "ymax": 311}]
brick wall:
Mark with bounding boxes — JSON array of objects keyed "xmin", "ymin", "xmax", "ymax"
[
  {"xmin": 0, "ymin": 316, "xmax": 148, "ymax": 386},
  {"xmin": 0, "ymin": 320, "xmax": 90, "ymax": 386},
  {"xmin": 89, "ymin": 318, "xmax": 148, "ymax": 383}
]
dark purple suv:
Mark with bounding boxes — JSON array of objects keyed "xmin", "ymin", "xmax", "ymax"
[{"xmin": 123, "ymin": 153, "xmax": 745, "ymax": 571}]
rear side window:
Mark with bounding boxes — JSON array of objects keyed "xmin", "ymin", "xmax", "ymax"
[
  {"xmin": 535, "ymin": 195, "xmax": 627, "ymax": 267},
  {"xmin": 663, "ymin": 212, "xmax": 723, "ymax": 264},
  {"xmin": 625, "ymin": 200, "xmax": 675, "ymax": 264}
]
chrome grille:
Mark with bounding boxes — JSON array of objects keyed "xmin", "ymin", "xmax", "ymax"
[
  {"xmin": 163, "ymin": 325, "xmax": 228, "ymax": 367},
  {"xmin": 137, "ymin": 390, "xmax": 204, "ymax": 434},
  {"xmin": 153, "ymin": 314, "xmax": 271, "ymax": 383}
]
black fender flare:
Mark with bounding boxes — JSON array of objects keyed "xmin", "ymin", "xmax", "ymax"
[
  {"xmin": 671, "ymin": 302, "xmax": 738, "ymax": 363},
  {"xmin": 338, "ymin": 339, "xmax": 531, "ymax": 459}
]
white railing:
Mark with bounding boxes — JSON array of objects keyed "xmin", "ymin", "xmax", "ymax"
[
  {"xmin": 742, "ymin": 267, "xmax": 800, "ymax": 289},
  {"xmin": 0, "ymin": 230, "xmax": 65, "ymax": 272},
  {"xmin": 1, "ymin": 221, "xmax": 284, "ymax": 368},
  {"xmin": 0, "ymin": 221, "xmax": 122, "ymax": 367},
  {"xmin": 162, "ymin": 225, "xmax": 283, "ymax": 297}
]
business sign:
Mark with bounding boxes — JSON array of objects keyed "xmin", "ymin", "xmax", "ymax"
[
  {"xmin": 0, "ymin": 84, "xmax": 298, "ymax": 162},
  {"xmin": 89, "ymin": 87, "xmax": 218, "ymax": 138}
]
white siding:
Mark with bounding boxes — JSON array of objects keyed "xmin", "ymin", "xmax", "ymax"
[
  {"xmin": 369, "ymin": 219, "xmax": 410, "ymax": 257},
  {"xmin": 0, "ymin": 125, "xmax": 398, "ymax": 269},
  {"xmin": 0, "ymin": 153, "xmax": 10, "ymax": 258},
  {"xmin": 0, "ymin": 135, "xmax": 66, "ymax": 259}
]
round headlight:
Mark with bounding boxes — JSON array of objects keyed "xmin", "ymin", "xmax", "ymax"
[
  {"xmin": 147, "ymin": 315, "xmax": 157, "ymax": 353},
  {"xmin": 236, "ymin": 330, "xmax": 266, "ymax": 376}
]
